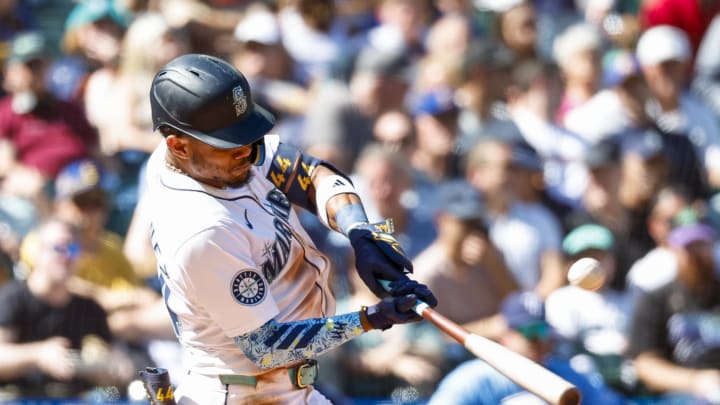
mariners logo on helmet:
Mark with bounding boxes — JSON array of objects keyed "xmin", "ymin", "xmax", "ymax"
[
  {"xmin": 231, "ymin": 270, "xmax": 266, "ymax": 306},
  {"xmin": 233, "ymin": 85, "xmax": 247, "ymax": 116}
]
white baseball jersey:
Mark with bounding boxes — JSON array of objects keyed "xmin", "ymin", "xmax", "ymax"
[{"xmin": 145, "ymin": 134, "xmax": 335, "ymax": 376}]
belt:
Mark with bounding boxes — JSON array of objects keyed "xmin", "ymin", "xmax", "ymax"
[{"xmin": 218, "ymin": 359, "xmax": 318, "ymax": 389}]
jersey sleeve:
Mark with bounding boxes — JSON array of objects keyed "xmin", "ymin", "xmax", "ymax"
[
  {"xmin": 177, "ymin": 226, "xmax": 280, "ymax": 337},
  {"xmin": 257, "ymin": 134, "xmax": 323, "ymax": 212},
  {"xmin": 256, "ymin": 134, "xmax": 281, "ymax": 178}
]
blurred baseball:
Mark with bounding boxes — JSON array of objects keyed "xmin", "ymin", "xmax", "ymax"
[{"xmin": 567, "ymin": 257, "xmax": 606, "ymax": 291}]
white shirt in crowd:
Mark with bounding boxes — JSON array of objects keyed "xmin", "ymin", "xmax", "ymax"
[{"xmin": 489, "ymin": 202, "xmax": 563, "ymax": 291}]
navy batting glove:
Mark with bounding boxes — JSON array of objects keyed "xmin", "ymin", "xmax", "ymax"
[
  {"xmin": 348, "ymin": 220, "xmax": 413, "ymax": 298},
  {"xmin": 388, "ymin": 279, "xmax": 438, "ymax": 308},
  {"xmin": 366, "ymin": 294, "xmax": 423, "ymax": 330}
]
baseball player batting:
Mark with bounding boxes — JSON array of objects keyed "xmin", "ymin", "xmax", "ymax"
[{"xmin": 145, "ymin": 53, "xmax": 437, "ymax": 404}]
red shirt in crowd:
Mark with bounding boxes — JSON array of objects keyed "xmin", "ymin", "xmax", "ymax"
[{"xmin": 0, "ymin": 96, "xmax": 98, "ymax": 178}]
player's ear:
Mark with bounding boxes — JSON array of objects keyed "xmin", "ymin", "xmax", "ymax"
[{"xmin": 166, "ymin": 135, "xmax": 190, "ymax": 159}]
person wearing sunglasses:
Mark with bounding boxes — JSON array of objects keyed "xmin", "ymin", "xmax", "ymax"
[
  {"xmin": 0, "ymin": 218, "xmax": 135, "ymax": 398},
  {"xmin": 19, "ymin": 159, "xmax": 157, "ymax": 313}
]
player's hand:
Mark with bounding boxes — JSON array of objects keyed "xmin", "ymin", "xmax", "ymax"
[
  {"xmin": 348, "ymin": 220, "xmax": 413, "ymax": 298},
  {"xmin": 366, "ymin": 294, "xmax": 422, "ymax": 330},
  {"xmin": 387, "ymin": 278, "xmax": 437, "ymax": 308}
]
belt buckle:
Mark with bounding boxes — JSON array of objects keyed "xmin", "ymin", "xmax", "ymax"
[{"xmin": 291, "ymin": 359, "xmax": 318, "ymax": 389}]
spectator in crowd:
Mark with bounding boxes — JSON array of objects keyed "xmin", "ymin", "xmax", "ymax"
[
  {"xmin": 95, "ymin": 11, "xmax": 186, "ymax": 157},
  {"xmin": 424, "ymin": 12, "xmax": 474, "ymax": 61},
  {"xmin": 61, "ymin": 0, "xmax": 130, "ymax": 78},
  {"xmin": 636, "ymin": 25, "xmax": 720, "ymax": 191},
  {"xmin": 504, "ymin": 59, "xmax": 590, "ymax": 209},
  {"xmin": 230, "ymin": 4, "xmax": 310, "ymax": 141},
  {"xmin": 0, "ymin": 247, "xmax": 13, "ymax": 287},
  {"xmin": 552, "ymin": 22, "xmax": 604, "ymax": 125},
  {"xmin": 0, "ymin": 218, "xmax": 134, "ymax": 399},
  {"xmin": 277, "ymin": 0, "xmax": 348, "ymax": 85},
  {"xmin": 628, "ymin": 221, "xmax": 720, "ymax": 403},
  {"xmin": 364, "ymin": 0, "xmax": 433, "ymax": 59},
  {"xmin": 410, "ymin": 88, "xmax": 462, "ymax": 184},
  {"xmin": 0, "ymin": 31, "xmax": 98, "ymax": 193},
  {"xmin": 545, "ymin": 223, "xmax": 634, "ymax": 394},
  {"xmin": 0, "ymin": 31, "xmax": 98, "ymax": 248},
  {"xmin": 0, "ymin": 0, "xmax": 35, "ymax": 68},
  {"xmin": 96, "ymin": 11, "xmax": 189, "ymax": 236},
  {"xmin": 496, "ymin": 1, "xmax": 540, "ymax": 62},
  {"xmin": 413, "ymin": 50, "xmax": 464, "ymax": 96},
  {"xmin": 19, "ymin": 159, "xmax": 154, "ymax": 312},
  {"xmin": 569, "ymin": 136, "xmax": 659, "ymax": 290},
  {"xmin": 372, "ymin": 108, "xmax": 416, "ymax": 160},
  {"xmin": 454, "ymin": 39, "xmax": 515, "ymax": 156},
  {"xmin": 301, "ymin": 46, "xmax": 411, "ymax": 172},
  {"xmin": 157, "ymin": 0, "xmax": 244, "ymax": 57},
  {"xmin": 413, "ymin": 180, "xmax": 517, "ymax": 330},
  {"xmin": 408, "ymin": 88, "xmax": 464, "ymax": 221},
  {"xmin": 0, "ymin": 188, "xmax": 40, "ymax": 267},
  {"xmin": 692, "ymin": 15, "xmax": 720, "ymax": 118},
  {"xmin": 428, "ymin": 291, "xmax": 624, "ymax": 405},
  {"xmin": 563, "ymin": 48, "xmax": 652, "ymax": 143},
  {"xmin": 618, "ymin": 130, "xmax": 670, "ymax": 217},
  {"xmin": 466, "ymin": 138, "xmax": 565, "ymax": 297},
  {"xmin": 626, "ymin": 186, "xmax": 696, "ymax": 296},
  {"xmin": 639, "ymin": 0, "xmax": 720, "ymax": 61},
  {"xmin": 66, "ymin": 0, "xmax": 128, "ymax": 150}
]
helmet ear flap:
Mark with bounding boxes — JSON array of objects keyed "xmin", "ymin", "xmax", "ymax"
[{"xmin": 250, "ymin": 139, "xmax": 265, "ymax": 166}]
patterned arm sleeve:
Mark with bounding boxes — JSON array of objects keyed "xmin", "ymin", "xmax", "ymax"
[{"xmin": 234, "ymin": 312, "xmax": 365, "ymax": 369}]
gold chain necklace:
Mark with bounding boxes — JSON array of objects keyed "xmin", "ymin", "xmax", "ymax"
[{"xmin": 165, "ymin": 160, "xmax": 185, "ymax": 175}]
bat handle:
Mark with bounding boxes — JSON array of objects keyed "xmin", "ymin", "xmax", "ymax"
[{"xmin": 377, "ymin": 279, "xmax": 431, "ymax": 316}]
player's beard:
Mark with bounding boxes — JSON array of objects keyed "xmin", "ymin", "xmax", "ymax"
[
  {"xmin": 191, "ymin": 155, "xmax": 254, "ymax": 189},
  {"xmin": 226, "ymin": 170, "xmax": 253, "ymax": 188}
]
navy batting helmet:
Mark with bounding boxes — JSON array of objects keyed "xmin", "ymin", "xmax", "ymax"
[{"xmin": 150, "ymin": 53, "xmax": 276, "ymax": 149}]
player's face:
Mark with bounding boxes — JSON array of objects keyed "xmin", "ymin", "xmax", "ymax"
[{"xmin": 186, "ymin": 137, "xmax": 255, "ymax": 189}]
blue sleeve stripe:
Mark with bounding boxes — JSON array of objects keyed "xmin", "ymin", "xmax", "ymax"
[
  {"xmin": 294, "ymin": 322, "xmax": 325, "ymax": 349},
  {"xmin": 276, "ymin": 325, "xmax": 306, "ymax": 349},
  {"xmin": 263, "ymin": 324, "xmax": 290, "ymax": 347}
]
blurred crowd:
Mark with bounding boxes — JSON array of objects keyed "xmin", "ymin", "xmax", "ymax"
[{"xmin": 1, "ymin": 0, "xmax": 720, "ymax": 403}]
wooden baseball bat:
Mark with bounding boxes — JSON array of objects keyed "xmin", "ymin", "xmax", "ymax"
[
  {"xmin": 380, "ymin": 281, "xmax": 580, "ymax": 405},
  {"xmin": 421, "ymin": 305, "xmax": 580, "ymax": 405}
]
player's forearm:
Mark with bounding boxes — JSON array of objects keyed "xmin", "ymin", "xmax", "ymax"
[
  {"xmin": 311, "ymin": 165, "xmax": 369, "ymax": 234},
  {"xmin": 234, "ymin": 311, "xmax": 370, "ymax": 369}
]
